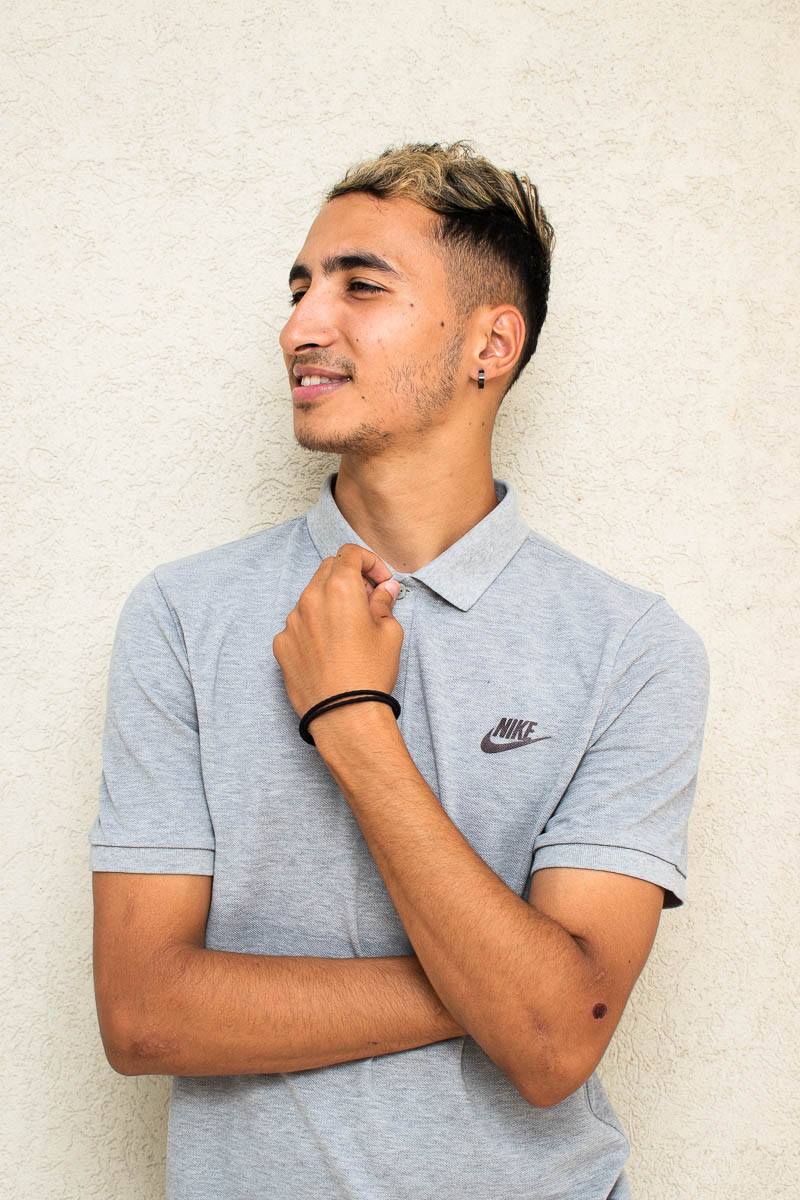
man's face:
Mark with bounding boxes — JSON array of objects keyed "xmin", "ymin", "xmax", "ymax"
[{"xmin": 279, "ymin": 192, "xmax": 467, "ymax": 458}]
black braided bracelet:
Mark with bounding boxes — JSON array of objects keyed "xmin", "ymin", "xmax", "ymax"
[{"xmin": 299, "ymin": 689, "xmax": 401, "ymax": 746}]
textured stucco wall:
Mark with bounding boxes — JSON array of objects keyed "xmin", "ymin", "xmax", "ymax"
[{"xmin": 3, "ymin": 1, "xmax": 798, "ymax": 1195}]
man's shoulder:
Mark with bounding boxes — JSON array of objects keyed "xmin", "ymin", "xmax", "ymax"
[
  {"xmin": 517, "ymin": 525, "xmax": 660, "ymax": 612},
  {"xmin": 514, "ymin": 527, "xmax": 706, "ymax": 661},
  {"xmin": 121, "ymin": 511, "xmax": 311, "ymax": 621},
  {"xmin": 157, "ymin": 512, "xmax": 306, "ymax": 581}
]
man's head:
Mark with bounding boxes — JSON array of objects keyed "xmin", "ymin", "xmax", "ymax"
[
  {"xmin": 326, "ymin": 142, "xmax": 554, "ymax": 380},
  {"xmin": 279, "ymin": 141, "xmax": 554, "ymax": 460}
]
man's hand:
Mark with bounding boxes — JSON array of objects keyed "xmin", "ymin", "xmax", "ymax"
[{"xmin": 273, "ymin": 543, "xmax": 403, "ymax": 717}]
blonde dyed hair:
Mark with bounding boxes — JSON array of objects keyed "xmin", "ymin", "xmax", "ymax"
[{"xmin": 326, "ymin": 141, "xmax": 555, "ymax": 389}]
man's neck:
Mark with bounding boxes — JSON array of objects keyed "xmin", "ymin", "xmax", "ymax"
[{"xmin": 331, "ymin": 448, "xmax": 500, "ymax": 575}]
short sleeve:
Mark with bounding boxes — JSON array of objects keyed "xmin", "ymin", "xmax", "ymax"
[
  {"xmin": 531, "ymin": 599, "xmax": 709, "ymax": 907},
  {"xmin": 89, "ymin": 570, "xmax": 215, "ymax": 874}
]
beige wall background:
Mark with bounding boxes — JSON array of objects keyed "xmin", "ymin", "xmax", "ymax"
[{"xmin": 3, "ymin": 1, "xmax": 798, "ymax": 1196}]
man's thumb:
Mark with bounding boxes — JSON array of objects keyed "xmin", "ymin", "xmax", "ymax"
[{"xmin": 371, "ymin": 577, "xmax": 400, "ymax": 617}]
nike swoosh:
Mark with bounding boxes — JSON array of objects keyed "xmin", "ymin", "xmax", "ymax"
[{"xmin": 480, "ymin": 732, "xmax": 552, "ymax": 754}]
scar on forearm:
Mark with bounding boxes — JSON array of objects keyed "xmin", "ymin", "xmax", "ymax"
[{"xmin": 592, "ymin": 1003, "xmax": 608, "ymax": 1019}]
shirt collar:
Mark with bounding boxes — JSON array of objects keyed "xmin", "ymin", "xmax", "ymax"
[{"xmin": 305, "ymin": 473, "xmax": 531, "ymax": 612}]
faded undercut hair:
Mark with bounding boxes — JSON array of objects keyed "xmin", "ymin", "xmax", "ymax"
[{"xmin": 325, "ymin": 141, "xmax": 555, "ymax": 392}]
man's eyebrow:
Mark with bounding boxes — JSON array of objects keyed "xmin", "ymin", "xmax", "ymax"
[{"xmin": 288, "ymin": 251, "xmax": 404, "ymax": 287}]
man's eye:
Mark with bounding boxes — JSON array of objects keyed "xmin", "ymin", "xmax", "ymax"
[
  {"xmin": 289, "ymin": 281, "xmax": 381, "ymax": 307},
  {"xmin": 349, "ymin": 281, "xmax": 382, "ymax": 295}
]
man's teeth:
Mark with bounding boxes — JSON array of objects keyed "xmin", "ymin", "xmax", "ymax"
[{"xmin": 299, "ymin": 375, "xmax": 349, "ymax": 386}]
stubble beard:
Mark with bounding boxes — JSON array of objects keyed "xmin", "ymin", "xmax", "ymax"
[{"xmin": 293, "ymin": 327, "xmax": 466, "ymax": 460}]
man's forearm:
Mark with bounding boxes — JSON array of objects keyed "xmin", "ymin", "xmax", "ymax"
[
  {"xmin": 310, "ymin": 704, "xmax": 599, "ymax": 1104},
  {"xmin": 107, "ymin": 948, "xmax": 463, "ymax": 1076}
]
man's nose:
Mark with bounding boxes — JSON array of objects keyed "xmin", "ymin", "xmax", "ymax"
[{"xmin": 279, "ymin": 287, "xmax": 338, "ymax": 354}]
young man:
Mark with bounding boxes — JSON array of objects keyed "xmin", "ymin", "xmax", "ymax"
[{"xmin": 90, "ymin": 142, "xmax": 709, "ymax": 1199}]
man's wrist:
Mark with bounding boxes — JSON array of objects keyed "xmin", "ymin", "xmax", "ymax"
[{"xmin": 308, "ymin": 697, "xmax": 406, "ymax": 766}]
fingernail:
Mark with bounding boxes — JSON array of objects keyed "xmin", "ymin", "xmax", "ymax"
[{"xmin": 384, "ymin": 579, "xmax": 401, "ymax": 599}]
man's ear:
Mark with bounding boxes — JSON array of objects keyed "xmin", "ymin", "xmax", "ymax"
[{"xmin": 470, "ymin": 305, "xmax": 526, "ymax": 390}]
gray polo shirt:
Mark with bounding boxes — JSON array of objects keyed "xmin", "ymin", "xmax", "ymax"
[{"xmin": 90, "ymin": 473, "xmax": 709, "ymax": 1200}]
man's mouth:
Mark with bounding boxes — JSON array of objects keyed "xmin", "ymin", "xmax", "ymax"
[
  {"xmin": 298, "ymin": 374, "xmax": 351, "ymax": 386},
  {"xmin": 291, "ymin": 372, "xmax": 352, "ymax": 401}
]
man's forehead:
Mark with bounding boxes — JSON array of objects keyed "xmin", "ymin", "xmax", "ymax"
[{"xmin": 291, "ymin": 192, "xmax": 439, "ymax": 278}]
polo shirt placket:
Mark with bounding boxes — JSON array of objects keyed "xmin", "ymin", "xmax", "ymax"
[
  {"xmin": 391, "ymin": 578, "xmax": 416, "ymax": 734},
  {"xmin": 91, "ymin": 472, "xmax": 709, "ymax": 1200}
]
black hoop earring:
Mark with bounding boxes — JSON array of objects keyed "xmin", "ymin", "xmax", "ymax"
[{"xmin": 477, "ymin": 369, "xmax": 485, "ymax": 390}]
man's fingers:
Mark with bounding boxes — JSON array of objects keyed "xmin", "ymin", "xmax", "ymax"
[
  {"xmin": 333, "ymin": 543, "xmax": 393, "ymax": 587},
  {"xmin": 369, "ymin": 578, "xmax": 401, "ymax": 620}
]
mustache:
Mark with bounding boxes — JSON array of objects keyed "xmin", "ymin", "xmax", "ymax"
[{"xmin": 293, "ymin": 357, "xmax": 356, "ymax": 375}]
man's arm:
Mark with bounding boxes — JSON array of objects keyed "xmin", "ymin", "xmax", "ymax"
[
  {"xmin": 273, "ymin": 545, "xmax": 672, "ymax": 1108},
  {"xmin": 311, "ymin": 703, "xmax": 663, "ymax": 1108},
  {"xmin": 92, "ymin": 871, "xmax": 464, "ymax": 1077}
]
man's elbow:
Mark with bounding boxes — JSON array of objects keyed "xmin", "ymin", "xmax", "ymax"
[
  {"xmin": 103, "ymin": 1046, "xmax": 147, "ymax": 1077},
  {"xmin": 97, "ymin": 1006, "xmax": 177, "ymax": 1076},
  {"xmin": 104, "ymin": 1038, "xmax": 177, "ymax": 1077},
  {"xmin": 505, "ymin": 1028, "xmax": 597, "ymax": 1109},
  {"xmin": 512, "ymin": 1070, "xmax": 587, "ymax": 1109}
]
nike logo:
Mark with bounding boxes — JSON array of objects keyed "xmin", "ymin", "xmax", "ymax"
[{"xmin": 480, "ymin": 717, "xmax": 551, "ymax": 754}]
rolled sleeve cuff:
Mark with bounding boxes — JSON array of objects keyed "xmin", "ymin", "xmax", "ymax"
[
  {"xmin": 531, "ymin": 841, "xmax": 686, "ymax": 907},
  {"xmin": 89, "ymin": 844, "xmax": 215, "ymax": 874}
]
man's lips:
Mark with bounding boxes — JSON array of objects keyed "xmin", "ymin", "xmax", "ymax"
[{"xmin": 291, "ymin": 377, "xmax": 351, "ymax": 401}]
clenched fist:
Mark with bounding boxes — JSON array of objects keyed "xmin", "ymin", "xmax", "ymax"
[{"xmin": 273, "ymin": 543, "xmax": 404, "ymax": 718}]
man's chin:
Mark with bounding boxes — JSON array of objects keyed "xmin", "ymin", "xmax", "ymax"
[{"xmin": 294, "ymin": 420, "xmax": 392, "ymax": 458}]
